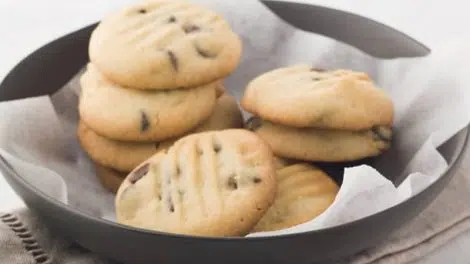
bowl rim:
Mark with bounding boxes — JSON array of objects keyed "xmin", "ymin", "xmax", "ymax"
[{"xmin": 0, "ymin": 0, "xmax": 464, "ymax": 242}]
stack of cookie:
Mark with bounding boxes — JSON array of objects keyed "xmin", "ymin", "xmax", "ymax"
[
  {"xmin": 242, "ymin": 65, "xmax": 394, "ymax": 163},
  {"xmin": 77, "ymin": 0, "xmax": 243, "ymax": 193}
]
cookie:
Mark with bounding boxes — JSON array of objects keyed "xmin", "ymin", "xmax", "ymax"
[
  {"xmin": 78, "ymin": 94, "xmax": 243, "ymax": 172},
  {"xmin": 241, "ymin": 65, "xmax": 394, "ymax": 130},
  {"xmin": 115, "ymin": 129, "xmax": 277, "ymax": 237},
  {"xmin": 253, "ymin": 163, "xmax": 338, "ymax": 232},
  {"xmin": 89, "ymin": 0, "xmax": 242, "ymax": 90},
  {"xmin": 79, "ymin": 64, "xmax": 217, "ymax": 142},
  {"xmin": 247, "ymin": 117, "xmax": 392, "ymax": 162},
  {"xmin": 189, "ymin": 93, "xmax": 243, "ymax": 134},
  {"xmin": 94, "ymin": 163, "xmax": 127, "ymax": 194}
]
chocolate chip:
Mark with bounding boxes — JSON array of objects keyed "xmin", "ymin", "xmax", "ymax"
[
  {"xmin": 194, "ymin": 44, "xmax": 217, "ymax": 58},
  {"xmin": 213, "ymin": 143, "xmax": 221, "ymax": 153},
  {"xmin": 129, "ymin": 163, "xmax": 150, "ymax": 184},
  {"xmin": 311, "ymin": 67, "xmax": 326, "ymax": 72},
  {"xmin": 246, "ymin": 117, "xmax": 262, "ymax": 131},
  {"xmin": 168, "ymin": 196, "xmax": 175, "ymax": 212},
  {"xmin": 183, "ymin": 24, "xmax": 201, "ymax": 33},
  {"xmin": 155, "ymin": 142, "xmax": 160, "ymax": 150},
  {"xmin": 371, "ymin": 126, "xmax": 392, "ymax": 142},
  {"xmin": 253, "ymin": 177, "xmax": 262, "ymax": 184},
  {"xmin": 168, "ymin": 15, "xmax": 177, "ymax": 23},
  {"xmin": 176, "ymin": 165, "xmax": 181, "ymax": 176},
  {"xmin": 138, "ymin": 9, "xmax": 147, "ymax": 14},
  {"xmin": 167, "ymin": 50, "xmax": 179, "ymax": 72},
  {"xmin": 140, "ymin": 110, "xmax": 150, "ymax": 132},
  {"xmin": 227, "ymin": 176, "xmax": 238, "ymax": 190}
]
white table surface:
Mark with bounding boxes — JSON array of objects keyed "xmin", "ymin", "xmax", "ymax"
[{"xmin": 1, "ymin": 0, "xmax": 469, "ymax": 263}]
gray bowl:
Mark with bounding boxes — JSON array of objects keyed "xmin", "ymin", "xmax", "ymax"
[{"xmin": 0, "ymin": 2, "xmax": 467, "ymax": 263}]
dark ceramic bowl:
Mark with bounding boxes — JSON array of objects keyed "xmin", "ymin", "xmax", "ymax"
[{"xmin": 0, "ymin": 2, "xmax": 467, "ymax": 264}]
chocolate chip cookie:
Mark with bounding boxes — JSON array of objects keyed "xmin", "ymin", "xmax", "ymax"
[
  {"xmin": 115, "ymin": 129, "xmax": 277, "ymax": 237},
  {"xmin": 89, "ymin": 0, "xmax": 242, "ymax": 89},
  {"xmin": 241, "ymin": 65, "xmax": 394, "ymax": 130},
  {"xmin": 247, "ymin": 117, "xmax": 392, "ymax": 162},
  {"xmin": 94, "ymin": 162, "xmax": 127, "ymax": 194},
  {"xmin": 79, "ymin": 63, "xmax": 217, "ymax": 142},
  {"xmin": 253, "ymin": 163, "xmax": 338, "ymax": 232}
]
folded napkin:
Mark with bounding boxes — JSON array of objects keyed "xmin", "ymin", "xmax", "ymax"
[{"xmin": 1, "ymin": 140, "xmax": 470, "ymax": 264}]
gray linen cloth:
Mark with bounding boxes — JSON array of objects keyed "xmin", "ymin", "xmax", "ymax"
[
  {"xmin": 0, "ymin": 211, "xmax": 111, "ymax": 264},
  {"xmin": 1, "ymin": 143, "xmax": 470, "ymax": 264}
]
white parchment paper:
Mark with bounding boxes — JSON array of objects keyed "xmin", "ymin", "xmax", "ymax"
[{"xmin": 0, "ymin": 0, "xmax": 469, "ymax": 237}]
